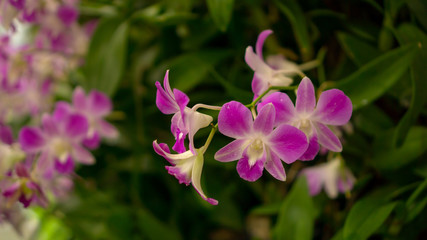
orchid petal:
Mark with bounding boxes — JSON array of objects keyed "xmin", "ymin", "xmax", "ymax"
[
  {"xmin": 153, "ymin": 140, "xmax": 194, "ymax": 163},
  {"xmin": 301, "ymin": 169, "xmax": 323, "ymax": 196},
  {"xmin": 19, "ymin": 127, "xmax": 46, "ymax": 153},
  {"xmin": 299, "ymin": 134, "xmax": 319, "ymax": 161},
  {"xmin": 72, "ymin": 144, "xmax": 95, "ymax": 164},
  {"xmin": 218, "ymin": 101, "xmax": 252, "ymax": 139},
  {"xmin": 214, "ymin": 139, "xmax": 248, "ymax": 162},
  {"xmin": 253, "ymin": 103, "xmax": 275, "ymax": 135},
  {"xmin": 312, "ymin": 89, "xmax": 353, "ymax": 125},
  {"xmin": 53, "ymin": 101, "xmax": 71, "ymax": 121},
  {"xmin": 72, "ymin": 86, "xmax": 86, "ymax": 110},
  {"xmin": 268, "ymin": 124, "xmax": 308, "ymax": 164},
  {"xmin": 186, "ymin": 109, "xmax": 213, "ymax": 154},
  {"xmin": 88, "ymin": 90, "xmax": 112, "ymax": 117},
  {"xmin": 314, "ymin": 123, "xmax": 342, "ymax": 152},
  {"xmin": 255, "ymin": 30, "xmax": 273, "ymax": 58},
  {"xmin": 264, "ymin": 150, "xmax": 286, "ymax": 181},
  {"xmin": 41, "ymin": 114, "xmax": 59, "ymax": 136},
  {"xmin": 191, "ymin": 151, "xmax": 218, "ymax": 205},
  {"xmin": 251, "ymin": 75, "xmax": 268, "ymax": 99},
  {"xmin": 98, "ymin": 120, "xmax": 119, "ymax": 139},
  {"xmin": 65, "ymin": 114, "xmax": 89, "ymax": 139},
  {"xmin": 296, "ymin": 77, "xmax": 316, "ymax": 115},
  {"xmin": 258, "ymin": 92, "xmax": 296, "ymax": 125},
  {"xmin": 0, "ymin": 125, "xmax": 13, "ymax": 145},
  {"xmin": 236, "ymin": 149, "xmax": 266, "ymax": 182},
  {"xmin": 245, "ymin": 46, "xmax": 270, "ymax": 74}
]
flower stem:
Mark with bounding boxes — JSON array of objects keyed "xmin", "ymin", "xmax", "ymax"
[
  {"xmin": 245, "ymin": 85, "xmax": 297, "ymax": 108},
  {"xmin": 192, "ymin": 104, "xmax": 222, "ymax": 111},
  {"xmin": 202, "ymin": 123, "xmax": 218, "ymax": 153}
]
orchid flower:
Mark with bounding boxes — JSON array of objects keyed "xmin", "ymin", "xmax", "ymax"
[
  {"xmin": 301, "ymin": 157, "xmax": 355, "ymax": 198},
  {"xmin": 214, "ymin": 101, "xmax": 308, "ymax": 182},
  {"xmin": 156, "ymin": 70, "xmax": 213, "ymax": 154},
  {"xmin": 245, "ymin": 30, "xmax": 314, "ymax": 99},
  {"xmin": 258, "ymin": 77, "xmax": 352, "ymax": 160},
  {"xmin": 153, "ymin": 141, "xmax": 218, "ymax": 205},
  {"xmin": 19, "ymin": 103, "xmax": 94, "ymax": 174},
  {"xmin": 68, "ymin": 87, "xmax": 118, "ymax": 149},
  {"xmin": 1, "ymin": 163, "xmax": 48, "ymax": 208}
]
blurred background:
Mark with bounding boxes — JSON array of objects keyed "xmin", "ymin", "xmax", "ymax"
[{"xmin": 1, "ymin": 0, "xmax": 427, "ymax": 239}]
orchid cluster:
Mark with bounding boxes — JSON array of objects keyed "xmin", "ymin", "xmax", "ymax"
[
  {"xmin": 0, "ymin": 0, "xmax": 117, "ymax": 232},
  {"xmin": 153, "ymin": 30, "xmax": 355, "ymax": 205}
]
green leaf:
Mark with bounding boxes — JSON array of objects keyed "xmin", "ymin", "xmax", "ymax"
[
  {"xmin": 83, "ymin": 18, "xmax": 129, "ymax": 96},
  {"xmin": 137, "ymin": 208, "xmax": 183, "ymax": 240},
  {"xmin": 273, "ymin": 177, "xmax": 316, "ymax": 240},
  {"xmin": 131, "ymin": 4, "xmax": 196, "ymax": 26},
  {"xmin": 406, "ymin": 0, "xmax": 427, "ymax": 31},
  {"xmin": 334, "ymin": 44, "xmax": 418, "ymax": 110},
  {"xmin": 393, "ymin": 24, "xmax": 427, "ymax": 146},
  {"xmin": 250, "ymin": 202, "xmax": 282, "ymax": 215},
  {"xmin": 353, "ymin": 105, "xmax": 394, "ymax": 136},
  {"xmin": 206, "ymin": 0, "xmax": 234, "ymax": 32},
  {"xmin": 372, "ymin": 126, "xmax": 427, "ymax": 170},
  {"xmin": 337, "ymin": 32, "xmax": 381, "ymax": 66},
  {"xmin": 274, "ymin": 0, "xmax": 313, "ymax": 61},
  {"xmin": 344, "ymin": 198, "xmax": 397, "ymax": 240}
]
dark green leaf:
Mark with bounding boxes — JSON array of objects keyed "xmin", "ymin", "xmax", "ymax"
[
  {"xmin": 83, "ymin": 18, "xmax": 128, "ymax": 96},
  {"xmin": 372, "ymin": 126, "xmax": 427, "ymax": 170},
  {"xmin": 250, "ymin": 202, "xmax": 281, "ymax": 215},
  {"xmin": 344, "ymin": 198, "xmax": 397, "ymax": 240},
  {"xmin": 273, "ymin": 177, "xmax": 316, "ymax": 240},
  {"xmin": 334, "ymin": 44, "xmax": 418, "ymax": 110},
  {"xmin": 393, "ymin": 24, "xmax": 427, "ymax": 146},
  {"xmin": 274, "ymin": 0, "xmax": 313, "ymax": 61},
  {"xmin": 337, "ymin": 32, "xmax": 381, "ymax": 66},
  {"xmin": 406, "ymin": 0, "xmax": 427, "ymax": 31},
  {"xmin": 137, "ymin": 208, "xmax": 183, "ymax": 240},
  {"xmin": 207, "ymin": 0, "xmax": 234, "ymax": 32}
]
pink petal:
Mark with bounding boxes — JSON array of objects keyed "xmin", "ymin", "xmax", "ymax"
[
  {"xmin": 299, "ymin": 135, "xmax": 319, "ymax": 161},
  {"xmin": 72, "ymin": 144, "xmax": 95, "ymax": 164},
  {"xmin": 98, "ymin": 120, "xmax": 119, "ymax": 139},
  {"xmin": 19, "ymin": 127, "xmax": 46, "ymax": 153},
  {"xmin": 296, "ymin": 77, "xmax": 316, "ymax": 115},
  {"xmin": 214, "ymin": 139, "xmax": 248, "ymax": 162},
  {"xmin": 253, "ymin": 103, "xmax": 275, "ymax": 135},
  {"xmin": 258, "ymin": 92, "xmax": 296, "ymax": 125},
  {"xmin": 173, "ymin": 89, "xmax": 189, "ymax": 116},
  {"xmin": 251, "ymin": 75, "xmax": 268, "ymax": 99},
  {"xmin": 245, "ymin": 46, "xmax": 270, "ymax": 73},
  {"xmin": 171, "ymin": 112, "xmax": 187, "ymax": 153},
  {"xmin": 268, "ymin": 124, "xmax": 308, "ymax": 164},
  {"xmin": 236, "ymin": 149, "xmax": 266, "ymax": 182},
  {"xmin": 71, "ymin": 87, "xmax": 87, "ymax": 110},
  {"xmin": 301, "ymin": 169, "xmax": 323, "ymax": 196},
  {"xmin": 314, "ymin": 123, "xmax": 342, "ymax": 152},
  {"xmin": 53, "ymin": 101, "xmax": 71, "ymax": 121},
  {"xmin": 186, "ymin": 110, "xmax": 213, "ymax": 154},
  {"xmin": 255, "ymin": 30, "xmax": 273, "ymax": 58},
  {"xmin": 218, "ymin": 101, "xmax": 252, "ymax": 139},
  {"xmin": 88, "ymin": 90, "xmax": 112, "ymax": 117},
  {"xmin": 41, "ymin": 114, "xmax": 59, "ymax": 136},
  {"xmin": 83, "ymin": 132, "xmax": 100, "ymax": 149},
  {"xmin": 57, "ymin": 5, "xmax": 78, "ymax": 26},
  {"xmin": 155, "ymin": 81, "xmax": 178, "ymax": 114},
  {"xmin": 312, "ymin": 89, "xmax": 353, "ymax": 125},
  {"xmin": 64, "ymin": 114, "xmax": 89, "ymax": 139},
  {"xmin": 165, "ymin": 165, "xmax": 191, "ymax": 185},
  {"xmin": 264, "ymin": 150, "xmax": 286, "ymax": 181},
  {"xmin": 0, "ymin": 125, "xmax": 13, "ymax": 145}
]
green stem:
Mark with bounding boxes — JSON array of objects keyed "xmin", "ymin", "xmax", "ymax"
[
  {"xmin": 202, "ymin": 123, "xmax": 218, "ymax": 153},
  {"xmin": 245, "ymin": 85, "xmax": 297, "ymax": 108}
]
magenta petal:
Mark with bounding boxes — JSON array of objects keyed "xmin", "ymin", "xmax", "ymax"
[
  {"xmin": 314, "ymin": 123, "xmax": 342, "ymax": 152},
  {"xmin": 253, "ymin": 103, "xmax": 275, "ymax": 135},
  {"xmin": 65, "ymin": 114, "xmax": 89, "ymax": 139},
  {"xmin": 19, "ymin": 127, "xmax": 46, "ymax": 152},
  {"xmin": 155, "ymin": 81, "xmax": 178, "ymax": 114},
  {"xmin": 236, "ymin": 150, "xmax": 265, "ymax": 182},
  {"xmin": 72, "ymin": 144, "xmax": 95, "ymax": 164},
  {"xmin": 264, "ymin": 150, "xmax": 286, "ymax": 181},
  {"xmin": 88, "ymin": 90, "xmax": 112, "ymax": 117},
  {"xmin": 218, "ymin": 101, "xmax": 252, "ymax": 138},
  {"xmin": 54, "ymin": 155, "xmax": 75, "ymax": 174},
  {"xmin": 53, "ymin": 101, "xmax": 71, "ymax": 121},
  {"xmin": 258, "ymin": 92, "xmax": 296, "ymax": 125},
  {"xmin": 3, "ymin": 183, "xmax": 19, "ymax": 198},
  {"xmin": 83, "ymin": 132, "xmax": 100, "ymax": 149},
  {"xmin": 255, "ymin": 30, "xmax": 273, "ymax": 58},
  {"xmin": 41, "ymin": 115, "xmax": 59, "ymax": 136},
  {"xmin": 302, "ymin": 170, "xmax": 323, "ymax": 196},
  {"xmin": 98, "ymin": 120, "xmax": 118, "ymax": 139},
  {"xmin": 312, "ymin": 89, "xmax": 353, "ymax": 125},
  {"xmin": 0, "ymin": 125, "xmax": 13, "ymax": 145},
  {"xmin": 268, "ymin": 124, "xmax": 308, "ymax": 164},
  {"xmin": 57, "ymin": 5, "xmax": 78, "ymax": 26},
  {"xmin": 214, "ymin": 139, "xmax": 247, "ymax": 162},
  {"xmin": 153, "ymin": 141, "xmax": 173, "ymax": 163},
  {"xmin": 251, "ymin": 75, "xmax": 268, "ymax": 99},
  {"xmin": 299, "ymin": 135, "xmax": 319, "ymax": 161},
  {"xmin": 165, "ymin": 165, "xmax": 191, "ymax": 185},
  {"xmin": 173, "ymin": 89, "xmax": 189, "ymax": 115},
  {"xmin": 296, "ymin": 77, "xmax": 316, "ymax": 115},
  {"xmin": 72, "ymin": 86, "xmax": 87, "ymax": 110}
]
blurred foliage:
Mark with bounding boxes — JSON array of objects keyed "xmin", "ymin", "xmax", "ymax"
[{"xmin": 36, "ymin": 0, "xmax": 427, "ymax": 239}]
